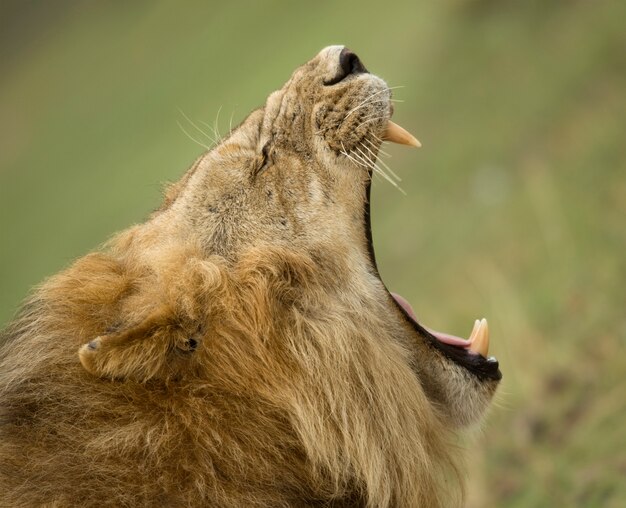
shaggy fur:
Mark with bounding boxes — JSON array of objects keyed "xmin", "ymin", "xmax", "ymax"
[{"xmin": 0, "ymin": 46, "xmax": 499, "ymax": 507}]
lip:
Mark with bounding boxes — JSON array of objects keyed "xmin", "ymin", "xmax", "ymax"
[{"xmin": 361, "ymin": 143, "xmax": 502, "ymax": 382}]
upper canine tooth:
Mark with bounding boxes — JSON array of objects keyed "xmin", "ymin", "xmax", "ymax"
[
  {"xmin": 469, "ymin": 318, "xmax": 489, "ymax": 357},
  {"xmin": 382, "ymin": 121, "xmax": 422, "ymax": 147}
]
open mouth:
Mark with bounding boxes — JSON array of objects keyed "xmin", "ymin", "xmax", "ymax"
[{"xmin": 367, "ymin": 120, "xmax": 502, "ymax": 381}]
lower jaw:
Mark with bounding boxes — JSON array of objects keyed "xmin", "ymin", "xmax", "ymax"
[{"xmin": 389, "ymin": 290, "xmax": 502, "ymax": 381}]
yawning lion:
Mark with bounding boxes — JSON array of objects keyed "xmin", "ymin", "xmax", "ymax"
[{"xmin": 0, "ymin": 46, "xmax": 501, "ymax": 507}]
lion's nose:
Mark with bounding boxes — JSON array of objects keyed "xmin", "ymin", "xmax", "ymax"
[
  {"xmin": 339, "ymin": 48, "xmax": 367, "ymax": 76},
  {"xmin": 324, "ymin": 47, "xmax": 368, "ymax": 86}
]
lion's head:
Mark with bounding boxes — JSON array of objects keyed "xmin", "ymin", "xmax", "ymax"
[{"xmin": 1, "ymin": 46, "xmax": 500, "ymax": 507}]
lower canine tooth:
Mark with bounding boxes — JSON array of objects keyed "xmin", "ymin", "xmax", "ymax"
[
  {"xmin": 469, "ymin": 318, "xmax": 489, "ymax": 357},
  {"xmin": 469, "ymin": 319, "xmax": 480, "ymax": 340}
]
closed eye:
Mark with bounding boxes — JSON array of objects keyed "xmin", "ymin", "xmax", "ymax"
[{"xmin": 252, "ymin": 142, "xmax": 272, "ymax": 178}]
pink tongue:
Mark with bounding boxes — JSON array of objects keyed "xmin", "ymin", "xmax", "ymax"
[{"xmin": 391, "ymin": 292, "xmax": 472, "ymax": 348}]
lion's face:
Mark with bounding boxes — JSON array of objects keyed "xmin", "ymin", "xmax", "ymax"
[
  {"xmin": 149, "ymin": 46, "xmax": 501, "ymax": 428},
  {"xmin": 164, "ymin": 47, "xmax": 389, "ymax": 257},
  {"xmin": 80, "ymin": 46, "xmax": 501, "ymax": 428}
]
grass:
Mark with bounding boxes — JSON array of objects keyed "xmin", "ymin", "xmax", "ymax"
[{"xmin": 1, "ymin": 1, "xmax": 624, "ymax": 505}]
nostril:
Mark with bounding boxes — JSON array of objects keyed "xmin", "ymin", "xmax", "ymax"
[
  {"xmin": 324, "ymin": 47, "xmax": 368, "ymax": 86},
  {"xmin": 340, "ymin": 50, "xmax": 367, "ymax": 76}
]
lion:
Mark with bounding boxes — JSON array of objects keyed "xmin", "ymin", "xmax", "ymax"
[{"xmin": 0, "ymin": 46, "xmax": 501, "ymax": 507}]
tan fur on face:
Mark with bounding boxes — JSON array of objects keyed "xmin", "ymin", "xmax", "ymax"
[{"xmin": 0, "ymin": 46, "xmax": 499, "ymax": 507}]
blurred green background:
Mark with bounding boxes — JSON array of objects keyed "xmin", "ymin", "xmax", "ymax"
[{"xmin": 1, "ymin": 1, "xmax": 624, "ymax": 506}]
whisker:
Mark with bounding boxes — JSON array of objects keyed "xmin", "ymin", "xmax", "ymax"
[
  {"xmin": 343, "ymin": 152, "xmax": 364, "ymax": 169},
  {"xmin": 341, "ymin": 143, "xmax": 368, "ymax": 169},
  {"xmin": 359, "ymin": 142, "xmax": 401, "ymax": 182},
  {"xmin": 372, "ymin": 172, "xmax": 383, "ymax": 183},
  {"xmin": 229, "ymin": 109, "xmax": 236, "ymax": 134},
  {"xmin": 371, "ymin": 132, "xmax": 384, "ymax": 143},
  {"xmin": 375, "ymin": 163, "xmax": 406, "ymax": 194},
  {"xmin": 178, "ymin": 108, "xmax": 217, "ymax": 145},
  {"xmin": 344, "ymin": 86, "xmax": 403, "ymax": 121},
  {"xmin": 176, "ymin": 121, "xmax": 212, "ymax": 151},
  {"xmin": 196, "ymin": 107, "xmax": 224, "ymax": 145},
  {"xmin": 358, "ymin": 141, "xmax": 385, "ymax": 168},
  {"xmin": 341, "ymin": 148, "xmax": 368, "ymax": 170},
  {"xmin": 342, "ymin": 141, "xmax": 405, "ymax": 194},
  {"xmin": 345, "ymin": 91, "xmax": 384, "ymax": 118},
  {"xmin": 214, "ymin": 105, "xmax": 223, "ymax": 140},
  {"xmin": 319, "ymin": 84, "xmax": 406, "ymax": 136},
  {"xmin": 354, "ymin": 145, "xmax": 405, "ymax": 194},
  {"xmin": 344, "ymin": 97, "xmax": 385, "ymax": 120},
  {"xmin": 197, "ymin": 121, "xmax": 219, "ymax": 145},
  {"xmin": 350, "ymin": 148, "xmax": 374, "ymax": 168},
  {"xmin": 355, "ymin": 111, "xmax": 387, "ymax": 125},
  {"xmin": 375, "ymin": 155, "xmax": 401, "ymax": 182},
  {"xmin": 364, "ymin": 136, "xmax": 391, "ymax": 158},
  {"xmin": 199, "ymin": 121, "xmax": 220, "ymax": 144},
  {"xmin": 355, "ymin": 144, "xmax": 376, "ymax": 164},
  {"xmin": 354, "ymin": 145, "xmax": 386, "ymax": 175},
  {"xmin": 353, "ymin": 116, "xmax": 386, "ymax": 131}
]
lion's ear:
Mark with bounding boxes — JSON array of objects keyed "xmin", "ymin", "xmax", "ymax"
[{"xmin": 78, "ymin": 307, "xmax": 200, "ymax": 382}]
